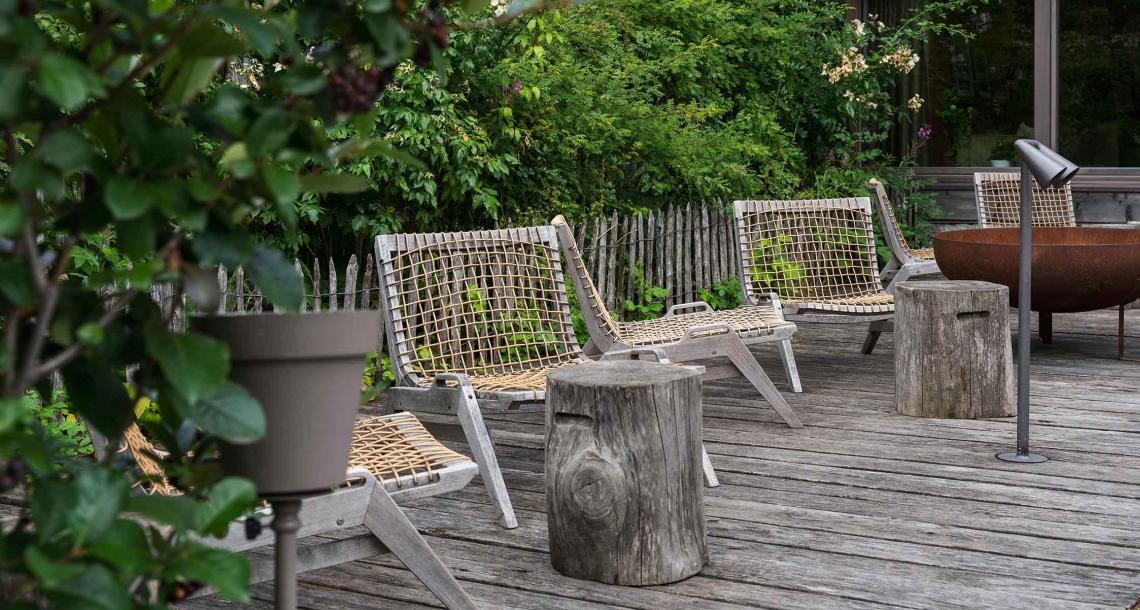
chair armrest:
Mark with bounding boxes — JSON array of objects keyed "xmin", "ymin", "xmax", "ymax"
[
  {"xmin": 666, "ymin": 301, "xmax": 714, "ymax": 317},
  {"xmin": 679, "ymin": 322, "xmax": 735, "ymax": 342},
  {"xmin": 600, "ymin": 347, "xmax": 671, "ymax": 364}
]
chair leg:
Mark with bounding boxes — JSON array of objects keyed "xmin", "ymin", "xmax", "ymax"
[
  {"xmin": 862, "ymin": 319, "xmax": 891, "ymax": 354},
  {"xmin": 777, "ymin": 339, "xmax": 803, "ymax": 393},
  {"xmin": 454, "ymin": 384, "xmax": 518, "ymax": 529},
  {"xmin": 884, "ymin": 265, "xmax": 915, "ymax": 296},
  {"xmin": 879, "ymin": 257, "xmax": 900, "ymax": 285},
  {"xmin": 701, "ymin": 444, "xmax": 719, "ymax": 488},
  {"xmin": 363, "ymin": 485, "xmax": 479, "ymax": 610},
  {"xmin": 723, "ymin": 335, "xmax": 803, "ymax": 428}
]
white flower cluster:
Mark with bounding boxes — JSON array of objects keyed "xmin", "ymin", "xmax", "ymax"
[
  {"xmin": 843, "ymin": 90, "xmax": 877, "ymax": 109},
  {"xmin": 907, "ymin": 94, "xmax": 923, "ymax": 112},
  {"xmin": 866, "ymin": 14, "xmax": 887, "ymax": 32},
  {"xmin": 822, "ymin": 47, "xmax": 868, "ymax": 84},
  {"xmin": 881, "ymin": 47, "xmax": 920, "ymax": 73},
  {"xmin": 490, "ymin": 0, "xmax": 510, "ymax": 16}
]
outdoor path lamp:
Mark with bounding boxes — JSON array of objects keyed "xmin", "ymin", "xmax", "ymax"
[{"xmin": 996, "ymin": 139, "xmax": 1079, "ymax": 464}]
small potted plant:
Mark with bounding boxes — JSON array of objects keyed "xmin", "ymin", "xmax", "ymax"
[{"xmin": 990, "ymin": 137, "xmax": 1016, "ymax": 167}]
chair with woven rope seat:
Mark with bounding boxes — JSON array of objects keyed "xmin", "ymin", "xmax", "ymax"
[
  {"xmin": 551, "ymin": 215, "xmax": 804, "ymax": 434},
  {"xmin": 869, "ymin": 179, "xmax": 939, "ymax": 293},
  {"xmin": 98, "ymin": 414, "xmax": 481, "ymax": 609},
  {"xmin": 374, "ymin": 226, "xmax": 721, "ymax": 509},
  {"xmin": 733, "ymin": 197, "xmax": 895, "ymax": 355},
  {"xmin": 974, "ymin": 171, "xmax": 1076, "ymax": 228}
]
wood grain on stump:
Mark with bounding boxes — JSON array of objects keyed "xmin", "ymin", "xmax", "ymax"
[
  {"xmin": 545, "ymin": 361, "xmax": 707, "ymax": 586},
  {"xmin": 895, "ymin": 280, "xmax": 1016, "ymax": 419}
]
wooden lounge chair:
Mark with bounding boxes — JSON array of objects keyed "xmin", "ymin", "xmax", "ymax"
[
  {"xmin": 974, "ymin": 171, "xmax": 1076, "ymax": 228},
  {"xmin": 551, "ymin": 215, "xmax": 805, "ymax": 431},
  {"xmin": 733, "ymin": 197, "xmax": 895, "ymax": 355},
  {"xmin": 97, "ymin": 414, "xmax": 481, "ymax": 609},
  {"xmin": 868, "ymin": 179, "xmax": 939, "ymax": 293},
  {"xmin": 374, "ymin": 226, "xmax": 720, "ymax": 503}
]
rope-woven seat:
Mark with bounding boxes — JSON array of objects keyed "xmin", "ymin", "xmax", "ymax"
[
  {"xmin": 734, "ymin": 197, "xmax": 894, "ymax": 354},
  {"xmin": 121, "ymin": 411, "xmax": 475, "ymax": 494},
  {"xmin": 614, "ymin": 305, "xmax": 790, "ymax": 346},
  {"xmin": 974, "ymin": 172, "xmax": 1076, "ymax": 228},
  {"xmin": 350, "ymin": 412, "xmax": 470, "ymax": 489}
]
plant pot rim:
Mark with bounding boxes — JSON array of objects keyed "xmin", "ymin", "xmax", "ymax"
[{"xmin": 193, "ymin": 309, "xmax": 380, "ymax": 361}]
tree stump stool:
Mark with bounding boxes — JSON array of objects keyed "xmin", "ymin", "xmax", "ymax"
[
  {"xmin": 545, "ymin": 361, "xmax": 707, "ymax": 585},
  {"xmin": 895, "ymin": 281, "xmax": 1016, "ymax": 419}
]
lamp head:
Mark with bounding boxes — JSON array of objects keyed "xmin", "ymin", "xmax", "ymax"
[{"xmin": 1014, "ymin": 139, "xmax": 1080, "ymax": 188}]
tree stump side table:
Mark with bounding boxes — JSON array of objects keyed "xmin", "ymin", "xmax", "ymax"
[
  {"xmin": 545, "ymin": 360, "xmax": 707, "ymax": 586},
  {"xmin": 895, "ymin": 280, "xmax": 1016, "ymax": 419}
]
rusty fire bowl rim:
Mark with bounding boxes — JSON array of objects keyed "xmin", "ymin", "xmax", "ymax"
[{"xmin": 932, "ymin": 227, "xmax": 1140, "ymax": 313}]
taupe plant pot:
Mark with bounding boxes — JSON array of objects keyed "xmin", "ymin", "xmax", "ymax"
[{"xmin": 194, "ymin": 311, "xmax": 380, "ymax": 497}]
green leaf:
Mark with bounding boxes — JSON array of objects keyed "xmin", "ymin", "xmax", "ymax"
[
  {"xmin": 0, "ymin": 200, "xmax": 25, "ymax": 237},
  {"xmin": 173, "ymin": 381, "xmax": 265, "ymax": 444},
  {"xmin": 245, "ymin": 108, "xmax": 292, "ymax": 156},
  {"xmin": 0, "ymin": 258, "xmax": 35, "ymax": 306},
  {"xmin": 0, "ymin": 65, "xmax": 27, "ymax": 120},
  {"xmin": 61, "ymin": 355, "xmax": 134, "ymax": 438},
  {"xmin": 462, "ymin": 0, "xmax": 491, "ymax": 13},
  {"xmin": 0, "ymin": 396, "xmax": 28, "ymax": 434},
  {"xmin": 191, "ymin": 232, "xmax": 254, "ymax": 268},
  {"xmin": 262, "ymin": 164, "xmax": 301, "ymax": 207},
  {"xmin": 179, "ymin": 20, "xmax": 249, "ymax": 57},
  {"xmin": 36, "ymin": 54, "xmax": 105, "ymax": 111},
  {"xmin": 126, "ymin": 494, "xmax": 202, "ymax": 532},
  {"xmin": 167, "ymin": 543, "xmax": 251, "ymax": 602},
  {"xmin": 10, "ymin": 159, "xmax": 66, "ymax": 201},
  {"xmin": 163, "ymin": 56, "xmax": 224, "ymax": 104},
  {"xmin": 197, "ymin": 477, "xmax": 257, "ymax": 537},
  {"xmin": 77, "ymin": 322, "xmax": 105, "ymax": 346},
  {"xmin": 72, "ymin": 466, "xmax": 131, "ymax": 544},
  {"xmin": 104, "ymin": 177, "xmax": 154, "ymax": 220},
  {"xmin": 144, "ymin": 327, "xmax": 230, "ymax": 405},
  {"xmin": 247, "ymin": 244, "xmax": 304, "ymax": 311},
  {"xmin": 37, "ymin": 128, "xmax": 94, "ymax": 172},
  {"xmin": 300, "ymin": 173, "xmax": 372, "ymax": 194},
  {"xmin": 114, "ymin": 215, "xmax": 157, "ymax": 259},
  {"xmin": 25, "ymin": 547, "xmax": 86, "ymax": 589},
  {"xmin": 87, "ymin": 519, "xmax": 153, "ymax": 573},
  {"xmin": 43, "ymin": 562, "xmax": 132, "ymax": 610},
  {"xmin": 209, "ymin": 6, "xmax": 279, "ymax": 56}
]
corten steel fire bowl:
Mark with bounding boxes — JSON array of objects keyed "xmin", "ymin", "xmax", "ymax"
[{"xmin": 933, "ymin": 227, "xmax": 1140, "ymax": 313}]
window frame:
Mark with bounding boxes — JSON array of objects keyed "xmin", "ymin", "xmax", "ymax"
[{"xmin": 849, "ymin": 0, "xmax": 1140, "ymax": 190}]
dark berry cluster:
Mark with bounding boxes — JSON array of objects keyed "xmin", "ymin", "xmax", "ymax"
[{"xmin": 327, "ymin": 64, "xmax": 385, "ymax": 114}]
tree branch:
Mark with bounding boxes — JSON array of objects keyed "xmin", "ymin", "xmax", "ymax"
[{"xmin": 450, "ymin": 0, "xmax": 590, "ymax": 31}]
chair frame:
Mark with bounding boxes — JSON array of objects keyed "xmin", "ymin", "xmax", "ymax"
[
  {"xmin": 90, "ymin": 424, "xmax": 481, "ymax": 610},
  {"xmin": 868, "ymin": 179, "xmax": 939, "ymax": 293},
  {"xmin": 733, "ymin": 197, "xmax": 895, "ymax": 355},
  {"xmin": 552, "ymin": 216, "xmax": 804, "ymax": 432}
]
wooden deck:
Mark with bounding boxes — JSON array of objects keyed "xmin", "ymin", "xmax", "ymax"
[{"xmin": 191, "ymin": 309, "xmax": 1140, "ymax": 610}]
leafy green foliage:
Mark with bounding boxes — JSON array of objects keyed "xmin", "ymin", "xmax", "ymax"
[
  {"xmin": 0, "ymin": 0, "xmax": 518, "ymax": 606},
  {"xmin": 622, "ymin": 265, "xmax": 670, "ymax": 321},
  {"xmin": 699, "ymin": 278, "xmax": 744, "ymax": 311}
]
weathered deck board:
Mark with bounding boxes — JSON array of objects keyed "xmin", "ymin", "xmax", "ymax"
[{"xmin": 181, "ymin": 309, "xmax": 1140, "ymax": 610}]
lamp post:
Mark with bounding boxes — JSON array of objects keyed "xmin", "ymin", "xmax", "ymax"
[{"xmin": 996, "ymin": 140, "xmax": 1079, "ymax": 464}]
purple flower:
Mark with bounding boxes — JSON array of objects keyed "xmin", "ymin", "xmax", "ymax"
[
  {"xmin": 512, "ymin": 80, "xmax": 522, "ymax": 93},
  {"xmin": 917, "ymin": 124, "xmax": 933, "ymax": 140},
  {"xmin": 501, "ymin": 83, "xmax": 510, "ymax": 94}
]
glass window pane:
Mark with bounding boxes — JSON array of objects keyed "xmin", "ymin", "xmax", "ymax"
[
  {"xmin": 870, "ymin": 1, "xmax": 1034, "ymax": 166},
  {"xmin": 1059, "ymin": 1, "xmax": 1140, "ymax": 167}
]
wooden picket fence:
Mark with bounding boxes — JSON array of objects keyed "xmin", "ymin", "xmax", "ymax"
[{"xmin": 569, "ymin": 202, "xmax": 741, "ymax": 311}]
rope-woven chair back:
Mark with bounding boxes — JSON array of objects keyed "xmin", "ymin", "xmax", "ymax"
[
  {"xmin": 549, "ymin": 216, "xmax": 623, "ymax": 346},
  {"xmin": 375, "ymin": 227, "xmax": 582, "ymax": 387},
  {"xmin": 869, "ymin": 179, "xmax": 917, "ymax": 258},
  {"xmin": 974, "ymin": 172, "xmax": 1076, "ymax": 228},
  {"xmin": 734, "ymin": 198, "xmax": 885, "ymax": 304}
]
